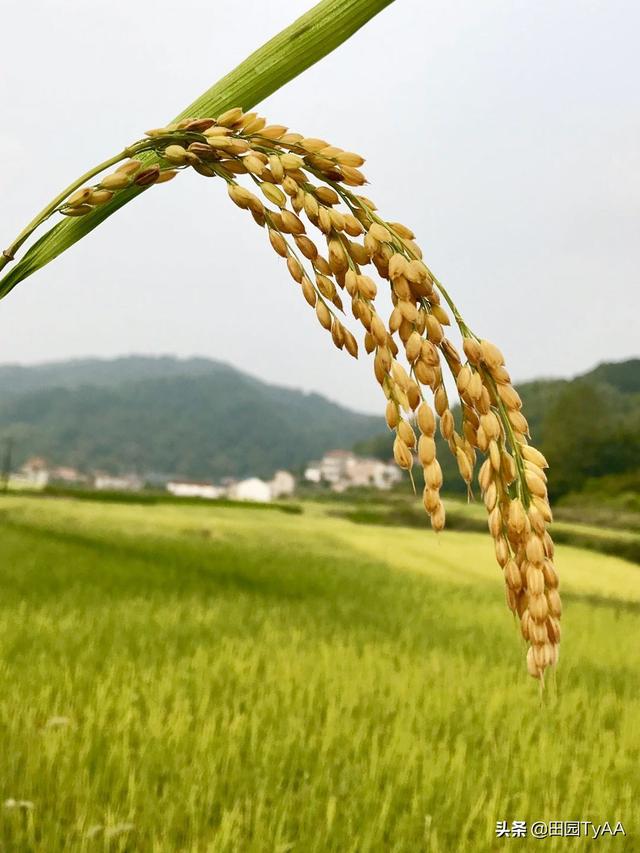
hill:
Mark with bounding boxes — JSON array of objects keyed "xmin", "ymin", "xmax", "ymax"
[
  {"xmin": 0, "ymin": 356, "xmax": 230, "ymax": 397},
  {"xmin": 0, "ymin": 357, "xmax": 383, "ymax": 480}
]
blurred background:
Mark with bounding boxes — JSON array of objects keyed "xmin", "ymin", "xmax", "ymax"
[{"xmin": 1, "ymin": 4, "xmax": 639, "ymax": 850}]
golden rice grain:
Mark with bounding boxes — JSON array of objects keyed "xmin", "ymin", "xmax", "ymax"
[{"xmin": 50, "ymin": 109, "xmax": 561, "ymax": 680}]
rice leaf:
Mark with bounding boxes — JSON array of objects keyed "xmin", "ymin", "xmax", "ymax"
[{"xmin": 0, "ymin": 0, "xmax": 394, "ymax": 300}]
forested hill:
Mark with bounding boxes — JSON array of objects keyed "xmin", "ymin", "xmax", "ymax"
[
  {"xmin": 0, "ymin": 356, "xmax": 234, "ymax": 396},
  {"xmin": 1, "ymin": 355, "xmax": 637, "ymax": 494},
  {"xmin": 0, "ymin": 357, "xmax": 383, "ymax": 480}
]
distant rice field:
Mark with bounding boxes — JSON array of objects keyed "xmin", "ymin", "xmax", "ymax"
[{"xmin": 0, "ymin": 496, "xmax": 638, "ymax": 851}]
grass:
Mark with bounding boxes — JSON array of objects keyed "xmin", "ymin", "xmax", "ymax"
[
  {"xmin": 35, "ymin": 486, "xmax": 303, "ymax": 514},
  {"xmin": 320, "ymin": 490, "xmax": 640, "ymax": 564},
  {"xmin": 0, "ymin": 495, "xmax": 638, "ymax": 851}
]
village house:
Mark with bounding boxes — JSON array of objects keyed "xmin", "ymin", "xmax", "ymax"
[
  {"xmin": 10, "ymin": 456, "xmax": 50, "ymax": 489},
  {"xmin": 94, "ymin": 472, "xmax": 143, "ymax": 492},
  {"xmin": 304, "ymin": 462, "xmax": 322, "ymax": 483},
  {"xmin": 304, "ymin": 450, "xmax": 402, "ymax": 492},
  {"xmin": 166, "ymin": 470, "xmax": 295, "ymax": 502},
  {"xmin": 227, "ymin": 477, "xmax": 272, "ymax": 503},
  {"xmin": 268, "ymin": 470, "xmax": 296, "ymax": 498},
  {"xmin": 166, "ymin": 480, "xmax": 224, "ymax": 500},
  {"xmin": 10, "ymin": 458, "xmax": 88, "ymax": 490},
  {"xmin": 317, "ymin": 449, "xmax": 353, "ymax": 484},
  {"xmin": 49, "ymin": 466, "xmax": 87, "ymax": 485}
]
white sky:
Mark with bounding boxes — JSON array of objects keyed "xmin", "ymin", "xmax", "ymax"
[{"xmin": 1, "ymin": 0, "xmax": 638, "ymax": 413}]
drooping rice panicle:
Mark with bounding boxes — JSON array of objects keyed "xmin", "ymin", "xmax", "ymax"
[{"xmin": 4, "ymin": 107, "xmax": 561, "ymax": 680}]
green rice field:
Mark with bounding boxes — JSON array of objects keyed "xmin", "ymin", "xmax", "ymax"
[{"xmin": 0, "ymin": 495, "xmax": 638, "ymax": 851}]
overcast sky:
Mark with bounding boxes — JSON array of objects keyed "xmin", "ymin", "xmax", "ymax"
[{"xmin": 1, "ymin": 0, "xmax": 638, "ymax": 413}]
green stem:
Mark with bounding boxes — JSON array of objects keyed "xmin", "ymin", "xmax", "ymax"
[
  {"xmin": 0, "ymin": 146, "xmax": 145, "ymax": 275},
  {"xmin": 0, "ymin": 0, "xmax": 394, "ymax": 300},
  {"xmin": 314, "ymin": 171, "xmax": 474, "ymax": 337},
  {"xmin": 482, "ymin": 368, "xmax": 530, "ymax": 505}
]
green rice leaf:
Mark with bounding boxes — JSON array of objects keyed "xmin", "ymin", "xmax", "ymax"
[{"xmin": 0, "ymin": 0, "xmax": 394, "ymax": 300}]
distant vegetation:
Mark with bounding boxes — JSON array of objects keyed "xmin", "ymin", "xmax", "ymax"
[
  {"xmin": 0, "ymin": 357, "xmax": 382, "ymax": 479},
  {"xmin": 314, "ymin": 489, "xmax": 640, "ymax": 564},
  {"xmin": 355, "ymin": 358, "xmax": 640, "ymax": 502},
  {"xmin": 0, "ymin": 356, "xmax": 638, "ymax": 504}
]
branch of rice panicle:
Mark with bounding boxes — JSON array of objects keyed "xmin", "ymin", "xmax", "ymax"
[
  {"xmin": 0, "ymin": 0, "xmax": 394, "ymax": 300},
  {"xmin": 1, "ymin": 71, "xmax": 563, "ymax": 680}
]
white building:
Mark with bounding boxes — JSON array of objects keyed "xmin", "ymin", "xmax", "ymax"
[
  {"xmin": 304, "ymin": 450, "xmax": 402, "ymax": 491},
  {"xmin": 304, "ymin": 463, "xmax": 322, "ymax": 483},
  {"xmin": 228, "ymin": 477, "xmax": 272, "ymax": 503},
  {"xmin": 50, "ymin": 466, "xmax": 86, "ymax": 485},
  {"xmin": 10, "ymin": 456, "xmax": 49, "ymax": 490},
  {"xmin": 348, "ymin": 456, "xmax": 403, "ymax": 490},
  {"xmin": 94, "ymin": 473, "xmax": 142, "ymax": 492},
  {"xmin": 269, "ymin": 470, "xmax": 296, "ymax": 498},
  {"xmin": 167, "ymin": 481, "xmax": 224, "ymax": 499},
  {"xmin": 319, "ymin": 450, "xmax": 354, "ymax": 484}
]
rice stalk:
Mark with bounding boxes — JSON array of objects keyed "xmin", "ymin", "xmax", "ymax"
[{"xmin": 0, "ymin": 108, "xmax": 560, "ymax": 678}]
